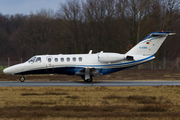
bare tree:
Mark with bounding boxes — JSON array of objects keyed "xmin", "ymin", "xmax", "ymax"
[
  {"xmin": 0, "ymin": 0, "xmax": 180, "ymax": 62},
  {"xmin": 36, "ymin": 8, "xmax": 55, "ymax": 19},
  {"xmin": 57, "ymin": 0, "xmax": 83, "ymax": 53}
]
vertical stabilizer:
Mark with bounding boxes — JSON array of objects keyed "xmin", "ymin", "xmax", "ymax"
[{"xmin": 126, "ymin": 31, "xmax": 175, "ymax": 56}]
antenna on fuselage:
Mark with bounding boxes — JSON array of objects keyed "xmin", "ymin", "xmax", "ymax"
[{"xmin": 89, "ymin": 50, "xmax": 93, "ymax": 54}]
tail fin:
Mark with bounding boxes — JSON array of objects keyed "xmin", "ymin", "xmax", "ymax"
[{"xmin": 126, "ymin": 31, "xmax": 175, "ymax": 56}]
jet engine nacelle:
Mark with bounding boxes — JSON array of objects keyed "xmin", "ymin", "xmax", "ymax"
[{"xmin": 98, "ymin": 53, "xmax": 125, "ymax": 62}]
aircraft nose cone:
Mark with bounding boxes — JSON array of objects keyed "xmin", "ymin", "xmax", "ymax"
[{"xmin": 3, "ymin": 68, "xmax": 13, "ymax": 75}]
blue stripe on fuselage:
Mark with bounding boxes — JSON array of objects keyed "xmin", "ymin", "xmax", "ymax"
[
  {"xmin": 72, "ymin": 54, "xmax": 155, "ymax": 68},
  {"xmin": 15, "ymin": 55, "xmax": 154, "ymax": 76}
]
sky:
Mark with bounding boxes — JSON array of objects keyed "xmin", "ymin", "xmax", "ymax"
[{"xmin": 0, "ymin": 0, "xmax": 66, "ymax": 15}]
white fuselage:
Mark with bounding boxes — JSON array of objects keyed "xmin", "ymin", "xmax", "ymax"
[{"xmin": 3, "ymin": 53, "xmax": 155, "ymax": 76}]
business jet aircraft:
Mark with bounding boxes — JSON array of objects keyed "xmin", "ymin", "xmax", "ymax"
[{"xmin": 3, "ymin": 31, "xmax": 175, "ymax": 82}]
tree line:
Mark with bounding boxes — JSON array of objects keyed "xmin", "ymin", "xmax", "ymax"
[{"xmin": 0, "ymin": 0, "xmax": 180, "ymax": 61}]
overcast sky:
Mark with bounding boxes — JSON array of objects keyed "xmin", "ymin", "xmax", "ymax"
[{"xmin": 0, "ymin": 0, "xmax": 66, "ymax": 15}]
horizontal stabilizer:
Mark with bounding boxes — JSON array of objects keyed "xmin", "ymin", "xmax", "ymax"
[
  {"xmin": 150, "ymin": 33, "xmax": 176, "ymax": 37},
  {"xmin": 169, "ymin": 33, "xmax": 176, "ymax": 35}
]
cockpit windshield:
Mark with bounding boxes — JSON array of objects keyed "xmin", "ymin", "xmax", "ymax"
[{"xmin": 28, "ymin": 56, "xmax": 36, "ymax": 63}]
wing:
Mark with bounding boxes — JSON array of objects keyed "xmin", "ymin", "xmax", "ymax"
[{"xmin": 75, "ymin": 68, "xmax": 101, "ymax": 77}]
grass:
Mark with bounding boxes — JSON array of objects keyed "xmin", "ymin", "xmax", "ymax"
[
  {"xmin": 1, "ymin": 69, "xmax": 180, "ymax": 119},
  {"xmin": 0, "ymin": 66, "xmax": 6, "ymax": 71},
  {"xmin": 0, "ymin": 86, "xmax": 180, "ymax": 119}
]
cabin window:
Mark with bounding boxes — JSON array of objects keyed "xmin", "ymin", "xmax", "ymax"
[
  {"xmin": 73, "ymin": 57, "xmax": 76, "ymax": 62},
  {"xmin": 28, "ymin": 56, "xmax": 36, "ymax": 63},
  {"xmin": 61, "ymin": 58, "xmax": 64, "ymax": 62},
  {"xmin": 48, "ymin": 58, "xmax": 51, "ymax": 62},
  {"xmin": 35, "ymin": 57, "xmax": 41, "ymax": 63},
  {"xmin": 79, "ymin": 57, "xmax": 82, "ymax": 62},
  {"xmin": 55, "ymin": 58, "xmax": 58, "ymax": 62},
  {"xmin": 67, "ymin": 57, "xmax": 70, "ymax": 62}
]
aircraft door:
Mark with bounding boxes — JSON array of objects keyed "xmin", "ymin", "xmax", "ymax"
[{"xmin": 46, "ymin": 56, "xmax": 54, "ymax": 73}]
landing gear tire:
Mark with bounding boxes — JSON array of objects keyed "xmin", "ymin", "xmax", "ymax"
[
  {"xmin": 84, "ymin": 77, "xmax": 93, "ymax": 82},
  {"xmin": 19, "ymin": 76, "xmax": 25, "ymax": 82}
]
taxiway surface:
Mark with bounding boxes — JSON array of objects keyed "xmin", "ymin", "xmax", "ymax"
[{"xmin": 0, "ymin": 81, "xmax": 180, "ymax": 87}]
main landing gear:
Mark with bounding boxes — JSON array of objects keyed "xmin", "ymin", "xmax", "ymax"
[
  {"xmin": 19, "ymin": 76, "xmax": 26, "ymax": 82},
  {"xmin": 84, "ymin": 76, "xmax": 93, "ymax": 82},
  {"xmin": 83, "ymin": 67, "xmax": 93, "ymax": 82}
]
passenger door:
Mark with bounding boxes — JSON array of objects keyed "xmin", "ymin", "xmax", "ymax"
[{"xmin": 46, "ymin": 56, "xmax": 54, "ymax": 73}]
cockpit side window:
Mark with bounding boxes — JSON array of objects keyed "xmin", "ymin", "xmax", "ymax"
[
  {"xmin": 35, "ymin": 57, "xmax": 41, "ymax": 63},
  {"xmin": 28, "ymin": 57, "xmax": 36, "ymax": 63}
]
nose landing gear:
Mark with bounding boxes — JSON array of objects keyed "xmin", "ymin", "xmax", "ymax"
[{"xmin": 19, "ymin": 76, "xmax": 25, "ymax": 82}]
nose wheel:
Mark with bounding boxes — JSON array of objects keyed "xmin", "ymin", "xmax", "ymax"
[{"xmin": 19, "ymin": 76, "xmax": 25, "ymax": 82}]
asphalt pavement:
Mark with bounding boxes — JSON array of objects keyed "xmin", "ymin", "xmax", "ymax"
[{"xmin": 0, "ymin": 81, "xmax": 180, "ymax": 87}]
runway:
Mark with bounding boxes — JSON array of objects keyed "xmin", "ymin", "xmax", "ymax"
[{"xmin": 0, "ymin": 81, "xmax": 180, "ymax": 87}]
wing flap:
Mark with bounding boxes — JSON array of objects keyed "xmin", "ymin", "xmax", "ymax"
[{"xmin": 75, "ymin": 68, "xmax": 101, "ymax": 76}]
